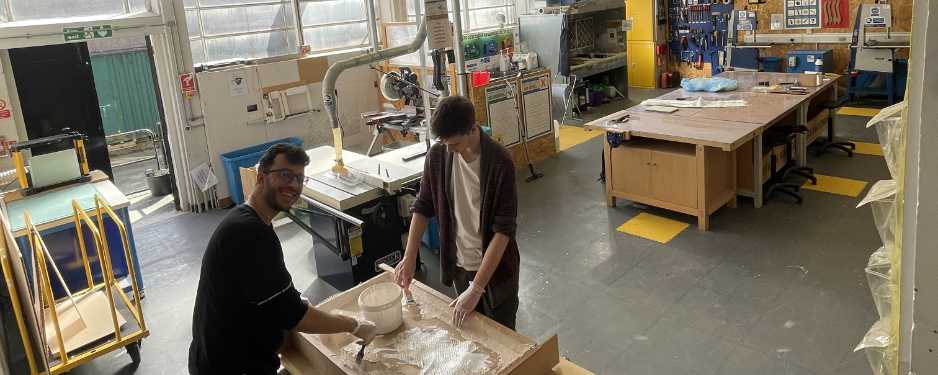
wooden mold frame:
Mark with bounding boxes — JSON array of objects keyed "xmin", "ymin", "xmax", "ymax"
[{"xmin": 281, "ymin": 269, "xmax": 559, "ymax": 374}]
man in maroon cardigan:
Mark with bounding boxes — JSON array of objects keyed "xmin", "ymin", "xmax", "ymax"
[{"xmin": 394, "ymin": 96, "xmax": 521, "ymax": 330}]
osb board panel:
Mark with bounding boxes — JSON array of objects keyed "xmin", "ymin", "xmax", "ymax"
[
  {"xmin": 283, "ymin": 270, "xmax": 558, "ymax": 375},
  {"xmin": 508, "ymin": 133, "xmax": 557, "ymax": 169},
  {"xmin": 669, "ymin": 62, "xmax": 714, "ymax": 79},
  {"xmin": 734, "ymin": 0, "xmax": 912, "ymax": 74}
]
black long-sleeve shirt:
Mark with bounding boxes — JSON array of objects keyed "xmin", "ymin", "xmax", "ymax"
[{"xmin": 189, "ymin": 205, "xmax": 307, "ymax": 375}]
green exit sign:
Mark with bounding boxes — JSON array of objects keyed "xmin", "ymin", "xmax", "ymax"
[{"xmin": 63, "ymin": 25, "xmax": 113, "ymax": 42}]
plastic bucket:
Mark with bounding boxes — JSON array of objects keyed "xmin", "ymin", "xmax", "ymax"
[
  {"xmin": 358, "ymin": 282, "xmax": 404, "ymax": 334},
  {"xmin": 145, "ymin": 169, "xmax": 173, "ymax": 196}
]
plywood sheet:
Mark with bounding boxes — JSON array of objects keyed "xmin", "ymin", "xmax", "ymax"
[
  {"xmin": 585, "ymin": 110, "xmax": 761, "ymax": 151},
  {"xmin": 44, "ymin": 289, "xmax": 127, "ymax": 357},
  {"xmin": 282, "ymin": 271, "xmax": 558, "ymax": 375}
]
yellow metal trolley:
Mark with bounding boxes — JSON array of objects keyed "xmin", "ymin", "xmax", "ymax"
[{"xmin": 1, "ymin": 195, "xmax": 148, "ymax": 374}]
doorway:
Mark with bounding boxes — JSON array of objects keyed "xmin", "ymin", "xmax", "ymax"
[{"xmin": 9, "ymin": 38, "xmax": 175, "ymax": 203}]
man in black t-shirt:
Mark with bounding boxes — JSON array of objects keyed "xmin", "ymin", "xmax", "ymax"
[{"xmin": 189, "ymin": 144, "xmax": 376, "ymax": 375}]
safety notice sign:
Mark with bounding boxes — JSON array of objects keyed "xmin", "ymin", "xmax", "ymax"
[{"xmin": 785, "ymin": 0, "xmax": 821, "ymax": 29}]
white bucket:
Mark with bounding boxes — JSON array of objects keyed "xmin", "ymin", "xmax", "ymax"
[{"xmin": 358, "ymin": 282, "xmax": 404, "ymax": 334}]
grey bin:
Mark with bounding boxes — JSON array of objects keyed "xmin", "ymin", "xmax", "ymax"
[{"xmin": 145, "ymin": 169, "xmax": 173, "ymax": 196}]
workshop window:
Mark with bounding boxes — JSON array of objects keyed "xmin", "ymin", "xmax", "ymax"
[
  {"xmin": 299, "ymin": 0, "xmax": 373, "ymax": 53},
  {"xmin": 1, "ymin": 0, "xmax": 154, "ymax": 22},
  {"xmin": 184, "ymin": 0, "xmax": 299, "ymax": 66},
  {"xmin": 407, "ymin": 0, "xmax": 516, "ymax": 33}
]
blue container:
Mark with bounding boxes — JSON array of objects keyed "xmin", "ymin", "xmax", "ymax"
[
  {"xmin": 421, "ymin": 217, "xmax": 440, "ymax": 253},
  {"xmin": 761, "ymin": 57, "xmax": 783, "ymax": 72},
  {"xmin": 220, "ymin": 137, "xmax": 303, "ymax": 205},
  {"xmin": 786, "ymin": 50, "xmax": 834, "ymax": 73}
]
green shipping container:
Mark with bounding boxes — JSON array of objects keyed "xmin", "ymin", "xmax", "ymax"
[{"xmin": 90, "ymin": 50, "xmax": 161, "ymax": 136}]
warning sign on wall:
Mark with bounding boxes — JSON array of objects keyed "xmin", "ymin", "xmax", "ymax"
[
  {"xmin": 0, "ymin": 99, "xmax": 11, "ymax": 119},
  {"xmin": 785, "ymin": 0, "xmax": 821, "ymax": 29}
]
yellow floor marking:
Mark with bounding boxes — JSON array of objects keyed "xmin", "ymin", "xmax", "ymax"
[
  {"xmin": 616, "ymin": 212, "xmax": 689, "ymax": 244},
  {"xmin": 852, "ymin": 141, "xmax": 885, "ymax": 156},
  {"xmin": 802, "ymin": 174, "xmax": 868, "ymax": 198},
  {"xmin": 559, "ymin": 125, "xmax": 602, "ymax": 151},
  {"xmin": 837, "ymin": 107, "xmax": 881, "ymax": 117}
]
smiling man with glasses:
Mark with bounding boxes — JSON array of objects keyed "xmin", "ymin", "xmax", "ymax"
[{"xmin": 189, "ymin": 143, "xmax": 376, "ymax": 375}]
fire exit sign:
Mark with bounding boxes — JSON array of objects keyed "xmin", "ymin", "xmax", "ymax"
[{"xmin": 63, "ymin": 25, "xmax": 113, "ymax": 42}]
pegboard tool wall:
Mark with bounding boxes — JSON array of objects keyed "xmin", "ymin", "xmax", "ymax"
[
  {"xmin": 666, "ymin": 0, "xmax": 912, "ymax": 77},
  {"xmin": 667, "ymin": 0, "xmax": 737, "ymax": 76}
]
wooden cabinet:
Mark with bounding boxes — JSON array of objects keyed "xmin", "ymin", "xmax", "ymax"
[
  {"xmin": 651, "ymin": 148, "xmax": 698, "ymax": 209},
  {"xmin": 605, "ymin": 138, "xmax": 736, "ymax": 230},
  {"xmin": 610, "ymin": 145, "xmax": 652, "ymax": 197}
]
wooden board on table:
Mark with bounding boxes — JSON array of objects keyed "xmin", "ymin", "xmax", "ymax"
[
  {"xmin": 281, "ymin": 270, "xmax": 559, "ymax": 375},
  {"xmin": 585, "ymin": 110, "xmax": 761, "ymax": 151}
]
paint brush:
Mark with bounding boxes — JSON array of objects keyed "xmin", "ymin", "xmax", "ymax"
[{"xmin": 355, "ymin": 341, "xmax": 366, "ymax": 365}]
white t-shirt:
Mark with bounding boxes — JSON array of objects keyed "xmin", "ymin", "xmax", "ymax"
[{"xmin": 452, "ymin": 152, "xmax": 483, "ymax": 271}]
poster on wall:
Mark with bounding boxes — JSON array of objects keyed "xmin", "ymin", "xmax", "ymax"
[
  {"xmin": 229, "ymin": 70, "xmax": 248, "ymax": 97},
  {"xmin": 521, "ymin": 73, "xmax": 552, "ymax": 140},
  {"xmin": 785, "ymin": 0, "xmax": 821, "ymax": 29},
  {"xmin": 821, "ymin": 0, "xmax": 850, "ymax": 28},
  {"xmin": 484, "ymin": 82, "xmax": 521, "ymax": 147},
  {"xmin": 463, "ymin": 29, "xmax": 515, "ymax": 72}
]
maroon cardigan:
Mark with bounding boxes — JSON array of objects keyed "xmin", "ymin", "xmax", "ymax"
[{"xmin": 411, "ymin": 133, "xmax": 520, "ymax": 287}]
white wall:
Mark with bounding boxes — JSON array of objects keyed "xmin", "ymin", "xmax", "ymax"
[{"xmin": 197, "ymin": 54, "xmax": 379, "ymax": 201}]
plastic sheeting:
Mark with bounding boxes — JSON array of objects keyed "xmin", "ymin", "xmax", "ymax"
[
  {"xmin": 866, "ymin": 246, "xmax": 893, "ymax": 319},
  {"xmin": 855, "ymin": 318, "xmax": 894, "ymax": 375},
  {"xmin": 679, "ymin": 77, "xmax": 739, "ymax": 92},
  {"xmin": 858, "ymin": 180, "xmax": 899, "ymax": 252},
  {"xmin": 866, "ymin": 102, "xmax": 906, "ymax": 180},
  {"xmin": 855, "ymin": 100, "xmax": 906, "ymax": 375},
  {"xmin": 639, "ymin": 97, "xmax": 748, "ymax": 108},
  {"xmin": 342, "ymin": 327, "xmax": 498, "ymax": 375}
]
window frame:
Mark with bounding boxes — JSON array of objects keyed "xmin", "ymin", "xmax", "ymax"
[
  {"xmin": 184, "ymin": 0, "xmax": 299, "ymax": 65},
  {"xmin": 297, "ymin": 0, "xmax": 374, "ymax": 55}
]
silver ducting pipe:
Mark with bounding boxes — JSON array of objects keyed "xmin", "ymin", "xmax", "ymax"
[{"xmin": 322, "ymin": 18, "xmax": 428, "ymax": 173}]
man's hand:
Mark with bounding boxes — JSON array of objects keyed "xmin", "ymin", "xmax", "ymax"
[
  {"xmin": 394, "ymin": 258, "xmax": 416, "ymax": 292},
  {"xmin": 352, "ymin": 319, "xmax": 377, "ymax": 345},
  {"xmin": 449, "ymin": 284, "xmax": 484, "ymax": 328}
]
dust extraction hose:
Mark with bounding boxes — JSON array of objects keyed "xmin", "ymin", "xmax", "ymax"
[{"xmin": 322, "ymin": 19, "xmax": 428, "ymax": 173}]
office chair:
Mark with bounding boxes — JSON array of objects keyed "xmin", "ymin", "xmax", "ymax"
[{"xmin": 815, "ymin": 96, "xmax": 857, "ymax": 157}]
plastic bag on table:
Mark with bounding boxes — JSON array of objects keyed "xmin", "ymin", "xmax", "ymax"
[
  {"xmin": 858, "ymin": 180, "xmax": 898, "ymax": 250},
  {"xmin": 866, "ymin": 247, "xmax": 893, "ymax": 319},
  {"xmin": 854, "ymin": 318, "xmax": 895, "ymax": 375},
  {"xmin": 680, "ymin": 77, "xmax": 739, "ymax": 92}
]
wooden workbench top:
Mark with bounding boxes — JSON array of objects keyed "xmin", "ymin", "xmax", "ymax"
[{"xmin": 585, "ymin": 110, "xmax": 762, "ymax": 151}]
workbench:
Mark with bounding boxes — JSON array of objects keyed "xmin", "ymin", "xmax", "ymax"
[
  {"xmin": 648, "ymin": 72, "xmax": 840, "ymax": 207},
  {"xmin": 2, "ymin": 179, "xmax": 143, "ymax": 298},
  {"xmin": 280, "ymin": 269, "xmax": 594, "ymax": 374},
  {"xmin": 588, "ymin": 111, "xmax": 760, "ymax": 230},
  {"xmin": 589, "ymin": 72, "xmax": 839, "ymax": 229}
]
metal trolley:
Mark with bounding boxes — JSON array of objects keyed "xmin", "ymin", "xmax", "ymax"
[{"xmin": 2, "ymin": 195, "xmax": 148, "ymax": 374}]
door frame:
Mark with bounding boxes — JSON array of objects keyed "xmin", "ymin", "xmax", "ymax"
[{"xmin": 0, "ymin": 10, "xmax": 197, "ymax": 210}]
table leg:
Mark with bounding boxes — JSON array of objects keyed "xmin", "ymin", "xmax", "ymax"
[
  {"xmin": 753, "ymin": 132, "xmax": 764, "ymax": 208},
  {"xmin": 796, "ymin": 104, "xmax": 808, "ymax": 167}
]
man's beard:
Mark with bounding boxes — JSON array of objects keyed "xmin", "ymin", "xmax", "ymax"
[{"xmin": 264, "ymin": 188, "xmax": 293, "ymax": 212}]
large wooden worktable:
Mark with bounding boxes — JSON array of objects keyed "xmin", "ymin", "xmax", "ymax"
[{"xmin": 588, "ymin": 72, "xmax": 839, "ymax": 230}]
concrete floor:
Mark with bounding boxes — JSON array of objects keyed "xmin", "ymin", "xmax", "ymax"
[{"xmin": 65, "ymin": 88, "xmax": 887, "ymax": 374}]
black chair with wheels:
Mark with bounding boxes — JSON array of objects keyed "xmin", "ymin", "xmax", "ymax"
[
  {"xmin": 763, "ymin": 126, "xmax": 816, "ymax": 204},
  {"xmin": 815, "ymin": 96, "xmax": 857, "ymax": 157}
]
